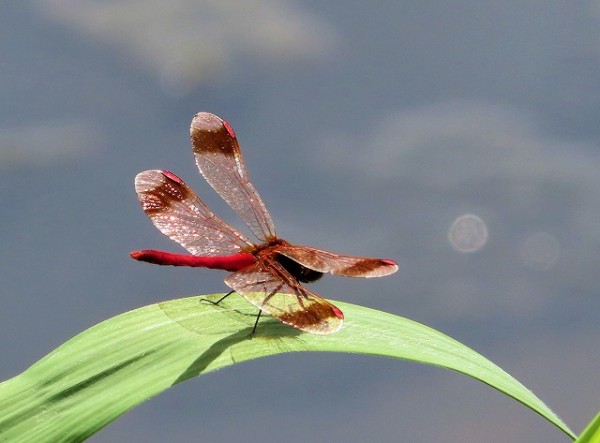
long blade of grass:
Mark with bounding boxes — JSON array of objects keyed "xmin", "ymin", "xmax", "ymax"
[{"xmin": 0, "ymin": 294, "xmax": 575, "ymax": 441}]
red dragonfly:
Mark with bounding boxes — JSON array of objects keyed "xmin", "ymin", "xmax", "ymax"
[{"xmin": 131, "ymin": 112, "xmax": 398, "ymax": 334}]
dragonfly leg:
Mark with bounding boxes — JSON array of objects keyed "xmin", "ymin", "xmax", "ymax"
[
  {"xmin": 201, "ymin": 290, "xmax": 262, "ymax": 336},
  {"xmin": 201, "ymin": 290, "xmax": 235, "ymax": 305},
  {"xmin": 250, "ymin": 309, "xmax": 263, "ymax": 336}
]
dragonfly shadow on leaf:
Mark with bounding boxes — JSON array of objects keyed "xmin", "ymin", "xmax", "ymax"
[
  {"xmin": 172, "ymin": 321, "xmax": 301, "ymax": 386},
  {"xmin": 158, "ymin": 295, "xmax": 302, "ymax": 385},
  {"xmin": 159, "ymin": 294, "xmax": 274, "ymax": 335}
]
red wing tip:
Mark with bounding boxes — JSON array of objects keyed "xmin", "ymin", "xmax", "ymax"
[
  {"xmin": 160, "ymin": 170, "xmax": 184, "ymax": 184},
  {"xmin": 370, "ymin": 258, "xmax": 398, "ymax": 277},
  {"xmin": 191, "ymin": 112, "xmax": 224, "ymax": 133},
  {"xmin": 222, "ymin": 120, "xmax": 236, "ymax": 138},
  {"xmin": 332, "ymin": 306, "xmax": 344, "ymax": 320}
]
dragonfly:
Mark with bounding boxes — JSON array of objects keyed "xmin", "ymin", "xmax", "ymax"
[{"xmin": 131, "ymin": 112, "xmax": 398, "ymax": 334}]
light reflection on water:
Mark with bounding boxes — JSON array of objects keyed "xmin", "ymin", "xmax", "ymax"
[{"xmin": 448, "ymin": 213, "xmax": 488, "ymax": 253}]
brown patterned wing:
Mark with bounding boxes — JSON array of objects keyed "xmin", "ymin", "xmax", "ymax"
[
  {"xmin": 190, "ymin": 112, "xmax": 276, "ymax": 241},
  {"xmin": 135, "ymin": 170, "xmax": 252, "ymax": 256},
  {"xmin": 276, "ymin": 245, "xmax": 399, "ymax": 278},
  {"xmin": 224, "ymin": 259, "xmax": 344, "ymax": 334}
]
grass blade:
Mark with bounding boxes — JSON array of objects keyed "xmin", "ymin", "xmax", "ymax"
[
  {"xmin": 0, "ymin": 294, "xmax": 575, "ymax": 441},
  {"xmin": 576, "ymin": 411, "xmax": 600, "ymax": 443}
]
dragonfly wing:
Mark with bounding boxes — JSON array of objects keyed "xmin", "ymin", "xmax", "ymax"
[
  {"xmin": 224, "ymin": 259, "xmax": 344, "ymax": 334},
  {"xmin": 135, "ymin": 170, "xmax": 252, "ymax": 256},
  {"xmin": 276, "ymin": 245, "xmax": 398, "ymax": 278},
  {"xmin": 190, "ymin": 112, "xmax": 276, "ymax": 241}
]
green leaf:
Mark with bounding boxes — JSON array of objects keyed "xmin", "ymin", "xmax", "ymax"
[
  {"xmin": 0, "ymin": 294, "xmax": 575, "ymax": 441},
  {"xmin": 576, "ymin": 411, "xmax": 600, "ymax": 443}
]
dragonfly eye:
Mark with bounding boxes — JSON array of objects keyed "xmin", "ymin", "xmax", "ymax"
[{"xmin": 275, "ymin": 253, "xmax": 324, "ymax": 283}]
